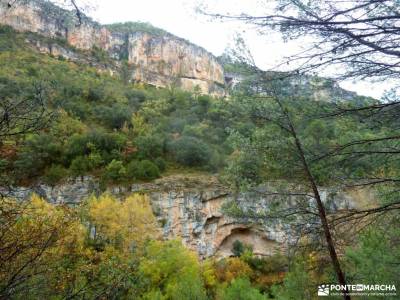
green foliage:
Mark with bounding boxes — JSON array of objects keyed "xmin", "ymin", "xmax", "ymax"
[
  {"xmin": 135, "ymin": 160, "xmax": 160, "ymax": 180},
  {"xmin": 43, "ymin": 164, "xmax": 69, "ymax": 186},
  {"xmin": 139, "ymin": 240, "xmax": 208, "ymax": 300},
  {"xmin": 154, "ymin": 157, "xmax": 166, "ymax": 172},
  {"xmin": 14, "ymin": 134, "xmax": 63, "ymax": 180},
  {"xmin": 0, "ymin": 27, "xmax": 234, "ymax": 184},
  {"xmin": 127, "ymin": 160, "xmax": 160, "ymax": 180},
  {"xmin": 223, "ymin": 148, "xmax": 263, "ymax": 188},
  {"xmin": 104, "ymin": 159, "xmax": 126, "ymax": 183},
  {"xmin": 232, "ymin": 240, "xmax": 253, "ymax": 257},
  {"xmin": 345, "ymin": 220, "xmax": 400, "ymax": 287},
  {"xmin": 70, "ymin": 156, "xmax": 90, "ymax": 177},
  {"xmin": 219, "ymin": 277, "xmax": 266, "ymax": 300},
  {"xmin": 94, "ymin": 103, "xmax": 133, "ymax": 129},
  {"xmin": 135, "ymin": 134, "xmax": 165, "ymax": 160},
  {"xmin": 65, "ymin": 131, "xmax": 126, "ymax": 166},
  {"xmin": 169, "ymin": 136, "xmax": 212, "ymax": 167},
  {"xmin": 1, "ymin": 10, "xmax": 398, "ymax": 300},
  {"xmin": 126, "ymin": 89, "xmax": 147, "ymax": 103},
  {"xmin": 0, "ymin": 159, "xmax": 7, "ymax": 172},
  {"xmin": 87, "ymin": 86, "xmax": 104, "ymax": 102},
  {"xmin": 270, "ymin": 259, "xmax": 314, "ymax": 300}
]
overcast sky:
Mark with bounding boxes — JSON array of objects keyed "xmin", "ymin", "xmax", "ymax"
[{"xmin": 82, "ymin": 0, "xmax": 390, "ymax": 99}]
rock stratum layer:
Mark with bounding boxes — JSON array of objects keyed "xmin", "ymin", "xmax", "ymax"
[
  {"xmin": 8, "ymin": 175, "xmax": 369, "ymax": 258},
  {"xmin": 0, "ymin": 0, "xmax": 225, "ymax": 95}
]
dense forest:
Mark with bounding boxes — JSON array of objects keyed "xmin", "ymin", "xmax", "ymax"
[{"xmin": 1, "ymin": 0, "xmax": 400, "ymax": 299}]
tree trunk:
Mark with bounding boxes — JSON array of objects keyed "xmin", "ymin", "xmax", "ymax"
[{"xmin": 287, "ymin": 118, "xmax": 351, "ymax": 300}]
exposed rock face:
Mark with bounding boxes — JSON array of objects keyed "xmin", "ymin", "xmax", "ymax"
[
  {"xmin": 224, "ymin": 68, "xmax": 363, "ymax": 103},
  {"xmin": 6, "ymin": 175, "xmax": 366, "ymax": 259},
  {"xmin": 0, "ymin": 0, "xmax": 225, "ymax": 95},
  {"xmin": 127, "ymin": 32, "xmax": 224, "ymax": 95}
]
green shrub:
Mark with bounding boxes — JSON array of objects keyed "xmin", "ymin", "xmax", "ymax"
[
  {"xmin": 154, "ymin": 157, "xmax": 166, "ymax": 172},
  {"xmin": 65, "ymin": 131, "xmax": 126, "ymax": 163},
  {"xmin": 65, "ymin": 134, "xmax": 90, "ymax": 160},
  {"xmin": 126, "ymin": 160, "xmax": 160, "ymax": 180},
  {"xmin": 136, "ymin": 160, "xmax": 160, "ymax": 180},
  {"xmin": 135, "ymin": 134, "xmax": 164, "ymax": 160},
  {"xmin": 91, "ymin": 46, "xmax": 111, "ymax": 64},
  {"xmin": 61, "ymin": 84, "xmax": 84, "ymax": 98},
  {"xmin": 0, "ymin": 25, "xmax": 15, "ymax": 34},
  {"xmin": 69, "ymin": 156, "xmax": 90, "ymax": 177},
  {"xmin": 43, "ymin": 164, "xmax": 69, "ymax": 186},
  {"xmin": 87, "ymin": 87, "xmax": 104, "ymax": 102},
  {"xmin": 14, "ymin": 134, "xmax": 63, "ymax": 179},
  {"xmin": 224, "ymin": 151, "xmax": 263, "ymax": 186},
  {"xmin": 126, "ymin": 89, "xmax": 147, "ymax": 107},
  {"xmin": 89, "ymin": 131, "xmax": 127, "ymax": 153},
  {"xmin": 206, "ymin": 149, "xmax": 224, "ymax": 172},
  {"xmin": 270, "ymin": 259, "xmax": 313, "ymax": 300},
  {"xmin": 94, "ymin": 104, "xmax": 132, "ymax": 129},
  {"xmin": 139, "ymin": 240, "xmax": 208, "ymax": 300},
  {"xmin": 87, "ymin": 150, "xmax": 104, "ymax": 169},
  {"xmin": 104, "ymin": 159, "xmax": 126, "ymax": 182},
  {"xmin": 218, "ymin": 277, "xmax": 266, "ymax": 300},
  {"xmin": 169, "ymin": 136, "xmax": 211, "ymax": 167},
  {"xmin": 232, "ymin": 240, "xmax": 253, "ymax": 257},
  {"xmin": 126, "ymin": 160, "xmax": 138, "ymax": 180},
  {"xmin": 13, "ymin": 152, "xmax": 41, "ymax": 179},
  {"xmin": 64, "ymin": 100, "xmax": 91, "ymax": 120}
]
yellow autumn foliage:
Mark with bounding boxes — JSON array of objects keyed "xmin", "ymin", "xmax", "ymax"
[
  {"xmin": 87, "ymin": 193, "xmax": 160, "ymax": 252},
  {"xmin": 214, "ymin": 257, "xmax": 253, "ymax": 284},
  {"xmin": 0, "ymin": 194, "xmax": 86, "ymax": 294}
]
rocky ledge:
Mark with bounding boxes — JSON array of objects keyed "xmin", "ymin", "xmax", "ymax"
[{"xmin": 6, "ymin": 174, "xmax": 371, "ymax": 258}]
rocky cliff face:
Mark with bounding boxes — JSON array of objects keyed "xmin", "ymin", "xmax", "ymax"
[
  {"xmin": 126, "ymin": 32, "xmax": 224, "ymax": 95},
  {"xmin": 7, "ymin": 175, "xmax": 367, "ymax": 258},
  {"xmin": 0, "ymin": 0, "xmax": 225, "ymax": 95}
]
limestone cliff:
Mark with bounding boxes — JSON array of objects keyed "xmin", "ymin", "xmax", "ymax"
[
  {"xmin": 0, "ymin": 0, "xmax": 225, "ymax": 95},
  {"xmin": 7, "ymin": 175, "xmax": 367, "ymax": 259}
]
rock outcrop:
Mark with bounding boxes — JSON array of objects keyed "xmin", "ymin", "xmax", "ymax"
[
  {"xmin": 6, "ymin": 175, "xmax": 368, "ymax": 259},
  {"xmin": 0, "ymin": 0, "xmax": 225, "ymax": 95}
]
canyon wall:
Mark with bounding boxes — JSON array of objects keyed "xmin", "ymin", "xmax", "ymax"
[
  {"xmin": 8, "ymin": 175, "xmax": 365, "ymax": 259},
  {"xmin": 0, "ymin": 0, "xmax": 225, "ymax": 95}
]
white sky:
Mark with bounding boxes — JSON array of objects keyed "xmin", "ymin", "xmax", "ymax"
[{"xmin": 82, "ymin": 0, "xmax": 391, "ymax": 99}]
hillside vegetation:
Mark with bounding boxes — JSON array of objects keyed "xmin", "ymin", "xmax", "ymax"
[
  {"xmin": 0, "ymin": 25, "xmax": 234, "ymax": 188},
  {"xmin": 1, "ymin": 15, "xmax": 400, "ymax": 299}
]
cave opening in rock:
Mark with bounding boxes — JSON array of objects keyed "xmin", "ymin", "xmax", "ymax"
[{"xmin": 216, "ymin": 227, "xmax": 279, "ymax": 258}]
